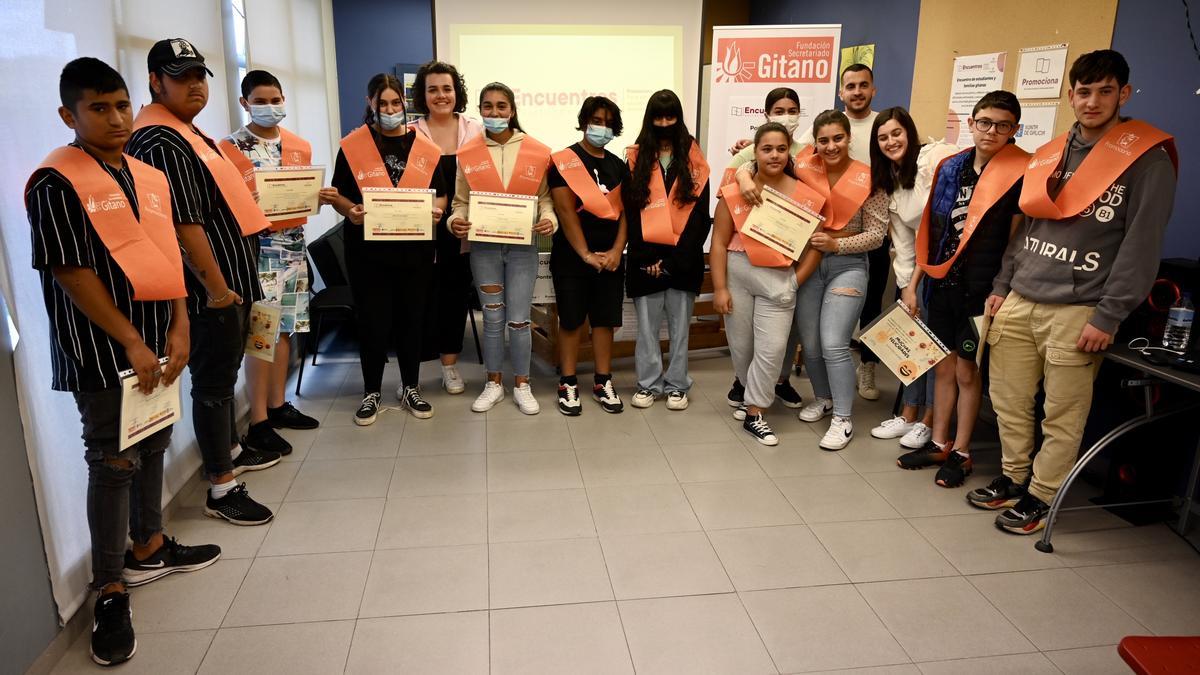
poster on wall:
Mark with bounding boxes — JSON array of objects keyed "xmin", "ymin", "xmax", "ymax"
[
  {"xmin": 840, "ymin": 43, "xmax": 875, "ymax": 78},
  {"xmin": 1015, "ymin": 102, "xmax": 1059, "ymax": 153},
  {"xmin": 945, "ymin": 51, "xmax": 1006, "ymax": 147},
  {"xmin": 1015, "ymin": 43, "xmax": 1068, "ymax": 99},
  {"xmin": 706, "ymin": 25, "xmax": 842, "ymax": 212}
]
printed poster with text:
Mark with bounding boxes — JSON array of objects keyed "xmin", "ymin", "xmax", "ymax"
[
  {"xmin": 1015, "ymin": 44, "xmax": 1068, "ymax": 98},
  {"xmin": 946, "ymin": 52, "xmax": 1006, "ymax": 147}
]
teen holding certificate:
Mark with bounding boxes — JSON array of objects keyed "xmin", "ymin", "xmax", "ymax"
[
  {"xmin": 448, "ymin": 82, "xmax": 556, "ymax": 414},
  {"xmin": 327, "ymin": 73, "xmax": 448, "ymax": 425}
]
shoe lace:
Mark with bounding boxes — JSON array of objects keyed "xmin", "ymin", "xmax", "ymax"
[
  {"xmin": 406, "ymin": 387, "xmax": 428, "ymax": 406},
  {"xmin": 561, "ymin": 383, "xmax": 578, "ymax": 403},
  {"xmin": 748, "ymin": 417, "xmax": 773, "ymax": 434},
  {"xmin": 668, "ymin": 391, "xmax": 684, "ymax": 399},
  {"xmin": 986, "ymin": 475, "xmax": 1012, "ymax": 493},
  {"xmin": 361, "ymin": 393, "xmax": 381, "ymax": 408},
  {"xmin": 444, "ymin": 365, "xmax": 461, "ymax": 379},
  {"xmin": 1011, "ymin": 493, "xmax": 1043, "ymax": 515},
  {"xmin": 514, "ymin": 384, "xmax": 533, "ymax": 399},
  {"xmin": 599, "ymin": 380, "xmax": 617, "ymax": 400}
]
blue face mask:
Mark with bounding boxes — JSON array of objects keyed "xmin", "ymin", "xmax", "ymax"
[
  {"xmin": 248, "ymin": 104, "xmax": 286, "ymax": 128},
  {"xmin": 586, "ymin": 124, "xmax": 614, "ymax": 148},
  {"xmin": 482, "ymin": 116, "xmax": 510, "ymax": 133},
  {"xmin": 377, "ymin": 110, "xmax": 405, "ymax": 131}
]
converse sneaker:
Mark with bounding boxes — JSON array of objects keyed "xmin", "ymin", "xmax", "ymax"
[
  {"xmin": 666, "ymin": 391, "xmax": 689, "ymax": 410},
  {"xmin": 899, "ymin": 421, "xmax": 933, "ymax": 449},
  {"xmin": 204, "ymin": 483, "xmax": 274, "ymax": 526},
  {"xmin": 819, "ymin": 416, "xmax": 854, "ymax": 451},
  {"xmin": 593, "ymin": 379, "xmax": 624, "ymax": 413},
  {"xmin": 726, "ymin": 379, "xmax": 745, "ymax": 407},
  {"xmin": 231, "ymin": 443, "xmax": 282, "ymax": 477},
  {"xmin": 91, "ymin": 591, "xmax": 135, "ymax": 666},
  {"xmin": 401, "ymin": 386, "xmax": 434, "ymax": 419},
  {"xmin": 995, "ymin": 493, "xmax": 1051, "ymax": 535},
  {"xmin": 871, "ymin": 415, "xmax": 915, "ymax": 440},
  {"xmin": 798, "ymin": 398, "xmax": 833, "ymax": 422},
  {"xmin": 967, "ymin": 475, "xmax": 1027, "ymax": 511},
  {"xmin": 355, "ymin": 392, "xmax": 381, "ymax": 426},
  {"xmin": 558, "ymin": 382, "xmax": 582, "ymax": 415},
  {"xmin": 857, "ymin": 362, "xmax": 880, "ymax": 400},
  {"xmin": 733, "ymin": 404, "xmax": 748, "ymax": 421},
  {"xmin": 471, "ymin": 381, "xmax": 505, "ymax": 412},
  {"xmin": 122, "ymin": 537, "xmax": 221, "ymax": 587},
  {"xmin": 896, "ymin": 440, "xmax": 950, "ymax": 470},
  {"xmin": 631, "ymin": 388, "xmax": 657, "ymax": 408},
  {"xmin": 935, "ymin": 450, "xmax": 974, "ymax": 488},
  {"xmin": 242, "ymin": 420, "xmax": 292, "ymax": 456},
  {"xmin": 513, "ymin": 382, "xmax": 540, "ymax": 415},
  {"xmin": 742, "ymin": 413, "xmax": 778, "ymax": 446},
  {"xmin": 267, "ymin": 401, "xmax": 320, "ymax": 430},
  {"xmin": 442, "ymin": 364, "xmax": 466, "ymax": 394},
  {"xmin": 775, "ymin": 379, "xmax": 803, "ymax": 408}
]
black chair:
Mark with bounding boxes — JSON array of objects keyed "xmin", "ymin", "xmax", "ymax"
[{"xmin": 295, "ymin": 223, "xmax": 355, "ymax": 395}]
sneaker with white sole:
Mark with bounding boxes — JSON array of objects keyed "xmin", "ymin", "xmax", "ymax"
[
  {"xmin": 442, "ymin": 364, "xmax": 465, "ymax": 394},
  {"xmin": 899, "ymin": 421, "xmax": 933, "ymax": 449},
  {"xmin": 665, "ymin": 391, "xmax": 689, "ymax": 410},
  {"xmin": 592, "ymin": 379, "xmax": 624, "ymax": 414},
  {"xmin": 798, "ymin": 398, "xmax": 833, "ymax": 422},
  {"xmin": 857, "ymin": 362, "xmax": 880, "ymax": 400},
  {"xmin": 871, "ymin": 415, "xmax": 915, "ymax": 439},
  {"xmin": 401, "ymin": 386, "xmax": 434, "ymax": 419},
  {"xmin": 513, "ymin": 383, "xmax": 540, "ymax": 415},
  {"xmin": 631, "ymin": 389, "xmax": 656, "ymax": 408},
  {"xmin": 471, "ymin": 381, "xmax": 505, "ymax": 412},
  {"xmin": 742, "ymin": 413, "xmax": 778, "ymax": 446},
  {"xmin": 733, "ymin": 405, "xmax": 748, "ymax": 421},
  {"xmin": 819, "ymin": 416, "xmax": 854, "ymax": 451},
  {"xmin": 558, "ymin": 382, "xmax": 582, "ymax": 416},
  {"xmin": 355, "ymin": 392, "xmax": 381, "ymax": 426}
]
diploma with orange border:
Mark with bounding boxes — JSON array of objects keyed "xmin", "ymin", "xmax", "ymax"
[
  {"xmin": 256, "ymin": 165, "xmax": 325, "ymax": 222},
  {"xmin": 467, "ymin": 191, "xmax": 538, "ymax": 245},
  {"xmin": 362, "ymin": 187, "xmax": 435, "ymax": 241},
  {"xmin": 741, "ymin": 185, "xmax": 824, "ymax": 261},
  {"xmin": 118, "ymin": 357, "xmax": 181, "ymax": 450},
  {"xmin": 860, "ymin": 301, "xmax": 949, "ymax": 385}
]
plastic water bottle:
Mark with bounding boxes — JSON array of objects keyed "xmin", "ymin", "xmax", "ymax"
[{"xmin": 1163, "ymin": 292, "xmax": 1195, "ymax": 351}]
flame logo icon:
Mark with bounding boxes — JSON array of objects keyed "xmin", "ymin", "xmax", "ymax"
[
  {"xmin": 86, "ymin": 195, "xmax": 98, "ymax": 213},
  {"xmin": 716, "ymin": 42, "xmax": 754, "ymax": 83}
]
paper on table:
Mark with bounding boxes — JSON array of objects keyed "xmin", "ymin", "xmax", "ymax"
[
  {"xmin": 363, "ymin": 187, "xmax": 435, "ymax": 241},
  {"xmin": 119, "ymin": 357, "xmax": 181, "ymax": 450},
  {"xmin": 860, "ymin": 301, "xmax": 950, "ymax": 385},
  {"xmin": 467, "ymin": 191, "xmax": 538, "ymax": 245},
  {"xmin": 255, "ymin": 166, "xmax": 325, "ymax": 221}
]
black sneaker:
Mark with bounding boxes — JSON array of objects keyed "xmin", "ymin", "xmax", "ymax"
[
  {"xmin": 934, "ymin": 450, "xmax": 974, "ymax": 488},
  {"xmin": 742, "ymin": 413, "xmax": 778, "ymax": 446},
  {"xmin": 896, "ymin": 440, "xmax": 950, "ymax": 470},
  {"xmin": 267, "ymin": 401, "xmax": 320, "ymax": 430},
  {"xmin": 401, "ymin": 386, "xmax": 434, "ymax": 419},
  {"xmin": 243, "ymin": 420, "xmax": 292, "ymax": 456},
  {"xmin": 204, "ymin": 483, "xmax": 274, "ymax": 526},
  {"xmin": 558, "ymin": 382, "xmax": 582, "ymax": 416},
  {"xmin": 122, "ymin": 537, "xmax": 221, "ymax": 587},
  {"xmin": 92, "ymin": 591, "xmax": 135, "ymax": 666},
  {"xmin": 995, "ymin": 493, "xmax": 1051, "ymax": 535},
  {"xmin": 231, "ymin": 443, "xmax": 283, "ymax": 477},
  {"xmin": 355, "ymin": 392, "xmax": 381, "ymax": 426},
  {"xmin": 726, "ymin": 379, "xmax": 745, "ymax": 407},
  {"xmin": 967, "ymin": 475, "xmax": 1027, "ymax": 511},
  {"xmin": 775, "ymin": 379, "xmax": 803, "ymax": 408},
  {"xmin": 593, "ymin": 379, "xmax": 624, "ymax": 413}
]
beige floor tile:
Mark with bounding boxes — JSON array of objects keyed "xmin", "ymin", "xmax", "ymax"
[
  {"xmin": 223, "ymin": 551, "xmax": 371, "ymax": 626},
  {"xmin": 198, "ymin": 620, "xmax": 354, "ymax": 674},
  {"xmin": 915, "ymin": 652, "xmax": 1058, "ymax": 675},
  {"xmin": 487, "ymin": 450, "xmax": 583, "ymax": 492},
  {"xmin": 1051, "ymin": 522, "xmax": 1198, "ymax": 567},
  {"xmin": 398, "ymin": 417, "xmax": 485, "ymax": 456},
  {"xmin": 619, "ymin": 594, "xmax": 776, "ymax": 675},
  {"xmin": 576, "ymin": 445, "xmax": 678, "ymax": 487},
  {"xmin": 746, "ymin": 443, "xmax": 857, "ymax": 478},
  {"xmin": 389, "ymin": 453, "xmax": 486, "ymax": 497},
  {"xmin": 346, "ymin": 613, "xmax": 489, "ymax": 674},
  {"xmin": 587, "ymin": 483, "xmax": 700, "ymax": 535},
  {"xmin": 375, "ymin": 493, "xmax": 487, "ymax": 549},
  {"xmin": 858, "ymin": 577, "xmax": 1035, "ymax": 661},
  {"xmin": 358, "ymin": 545, "xmax": 488, "ymax": 617},
  {"xmin": 307, "ymin": 421, "xmax": 403, "ymax": 460},
  {"xmin": 285, "ymin": 458, "xmax": 394, "ymax": 502},
  {"xmin": 488, "ymin": 489, "xmax": 596, "ymax": 542},
  {"xmin": 567, "ymin": 411, "xmax": 659, "ymax": 450},
  {"xmin": 1043, "ymin": 645, "xmax": 1128, "ymax": 675},
  {"xmin": 1076, "ymin": 558, "xmax": 1200, "ymax": 634},
  {"xmin": 861, "ymin": 469, "xmax": 993, "ymax": 518},
  {"xmin": 661, "ymin": 442, "xmax": 766, "ymax": 483},
  {"xmin": 258, "ymin": 498, "xmax": 384, "ymax": 556},
  {"xmin": 275, "ymin": 425, "xmax": 322, "ymax": 463},
  {"xmin": 800, "ymin": 667, "xmax": 920, "ymax": 675},
  {"xmin": 834, "ymin": 434, "xmax": 916, "ymax": 474},
  {"xmin": 741, "ymin": 585, "xmax": 908, "ymax": 672},
  {"xmin": 491, "ymin": 602, "xmax": 634, "ymax": 675},
  {"xmin": 51, "ymin": 629, "xmax": 213, "ymax": 675},
  {"xmin": 490, "ymin": 538, "xmax": 613, "ymax": 608},
  {"xmin": 165, "ymin": 506, "xmax": 270, "ymax": 559},
  {"xmin": 774, "ymin": 474, "xmax": 901, "ymax": 523},
  {"xmin": 236, "ymin": 460, "xmax": 302, "ymax": 504},
  {"xmin": 909, "ymin": 513, "xmax": 1064, "ymax": 575},
  {"xmin": 969, "ymin": 568, "xmax": 1145, "ymax": 650},
  {"xmin": 708, "ymin": 525, "xmax": 847, "ymax": 591},
  {"xmin": 601, "ymin": 531, "xmax": 732, "ymax": 600},
  {"xmin": 483, "ymin": 385, "xmax": 563, "ymax": 422},
  {"xmin": 683, "ymin": 479, "xmax": 802, "ymax": 530},
  {"xmin": 487, "ymin": 415, "xmax": 573, "ymax": 452},
  {"xmin": 129, "ymin": 558, "xmax": 251, "ymax": 633},
  {"xmin": 810, "ymin": 520, "xmax": 956, "ymax": 583},
  {"xmin": 643, "ymin": 402, "xmax": 743, "ymax": 446}
]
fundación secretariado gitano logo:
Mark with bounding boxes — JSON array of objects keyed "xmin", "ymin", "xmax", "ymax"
[{"xmin": 714, "ymin": 37, "xmax": 836, "ymax": 84}]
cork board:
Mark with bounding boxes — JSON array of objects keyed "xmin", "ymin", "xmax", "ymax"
[{"xmin": 907, "ymin": 0, "xmax": 1117, "ymax": 142}]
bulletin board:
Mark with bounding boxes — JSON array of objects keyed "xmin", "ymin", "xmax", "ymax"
[{"xmin": 907, "ymin": 0, "xmax": 1118, "ymax": 143}]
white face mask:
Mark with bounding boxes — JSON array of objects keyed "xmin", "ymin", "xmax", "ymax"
[
  {"xmin": 377, "ymin": 110, "xmax": 405, "ymax": 131},
  {"xmin": 248, "ymin": 104, "xmax": 286, "ymax": 128},
  {"xmin": 768, "ymin": 114, "xmax": 801, "ymax": 135}
]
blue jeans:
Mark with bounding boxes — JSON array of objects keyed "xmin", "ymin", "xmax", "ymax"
[
  {"xmin": 469, "ymin": 242, "xmax": 538, "ymax": 377},
  {"xmin": 634, "ymin": 289, "xmax": 696, "ymax": 394},
  {"xmin": 797, "ymin": 253, "xmax": 869, "ymax": 418}
]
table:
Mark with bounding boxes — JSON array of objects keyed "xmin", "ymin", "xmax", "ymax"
[{"xmin": 1035, "ymin": 343, "xmax": 1200, "ymax": 552}]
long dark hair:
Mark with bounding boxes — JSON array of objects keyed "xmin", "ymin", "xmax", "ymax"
[
  {"xmin": 869, "ymin": 107, "xmax": 920, "ymax": 195},
  {"xmin": 753, "ymin": 121, "xmax": 797, "ymax": 178},
  {"xmin": 479, "ymin": 82, "xmax": 524, "ymax": 133},
  {"xmin": 626, "ymin": 90, "xmax": 698, "ymax": 210},
  {"xmin": 362, "ymin": 73, "xmax": 403, "ymax": 126}
]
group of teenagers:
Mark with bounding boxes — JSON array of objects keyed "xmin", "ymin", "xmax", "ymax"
[{"xmin": 25, "ymin": 34, "xmax": 1176, "ymax": 666}]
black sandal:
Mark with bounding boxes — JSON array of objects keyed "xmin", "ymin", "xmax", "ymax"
[
  {"xmin": 935, "ymin": 450, "xmax": 973, "ymax": 488},
  {"xmin": 896, "ymin": 441, "xmax": 950, "ymax": 470}
]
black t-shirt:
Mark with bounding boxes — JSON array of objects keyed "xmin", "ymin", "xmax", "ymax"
[
  {"xmin": 929, "ymin": 150, "xmax": 1022, "ymax": 291},
  {"xmin": 548, "ymin": 143, "xmax": 629, "ymax": 275}
]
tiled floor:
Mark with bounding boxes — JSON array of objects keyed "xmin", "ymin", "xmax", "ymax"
[{"xmin": 46, "ymin": 349, "xmax": 1200, "ymax": 674}]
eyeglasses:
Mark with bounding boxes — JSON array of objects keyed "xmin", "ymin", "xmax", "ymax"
[{"xmin": 972, "ymin": 118, "xmax": 1016, "ymax": 134}]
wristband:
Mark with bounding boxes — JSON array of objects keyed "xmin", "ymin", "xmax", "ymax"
[{"xmin": 208, "ymin": 288, "xmax": 233, "ymax": 304}]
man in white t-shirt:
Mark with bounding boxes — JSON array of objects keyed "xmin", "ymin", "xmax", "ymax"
[{"xmin": 797, "ymin": 64, "xmax": 878, "ymax": 163}]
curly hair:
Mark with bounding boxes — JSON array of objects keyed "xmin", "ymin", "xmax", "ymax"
[{"xmin": 410, "ymin": 60, "xmax": 467, "ymax": 115}]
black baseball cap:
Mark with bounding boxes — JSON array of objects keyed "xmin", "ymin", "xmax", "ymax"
[{"xmin": 147, "ymin": 38, "xmax": 213, "ymax": 77}]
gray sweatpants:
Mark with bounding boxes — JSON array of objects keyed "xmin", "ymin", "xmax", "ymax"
[{"xmin": 726, "ymin": 252, "xmax": 798, "ymax": 410}]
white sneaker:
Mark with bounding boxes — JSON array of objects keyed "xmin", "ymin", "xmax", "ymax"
[
  {"xmin": 665, "ymin": 391, "xmax": 689, "ymax": 411},
  {"xmin": 733, "ymin": 405, "xmax": 748, "ymax": 421},
  {"xmin": 442, "ymin": 364, "xmax": 466, "ymax": 394},
  {"xmin": 857, "ymin": 362, "xmax": 880, "ymax": 400},
  {"xmin": 871, "ymin": 415, "xmax": 915, "ymax": 439},
  {"xmin": 513, "ymin": 383, "xmax": 540, "ymax": 415},
  {"xmin": 820, "ymin": 416, "xmax": 854, "ymax": 451},
  {"xmin": 631, "ymin": 389, "xmax": 656, "ymax": 408},
  {"xmin": 799, "ymin": 398, "xmax": 833, "ymax": 423},
  {"xmin": 471, "ymin": 381, "xmax": 505, "ymax": 412},
  {"xmin": 900, "ymin": 422, "xmax": 932, "ymax": 449}
]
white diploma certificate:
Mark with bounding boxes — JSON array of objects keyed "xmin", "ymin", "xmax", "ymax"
[
  {"xmin": 467, "ymin": 191, "xmax": 538, "ymax": 245},
  {"xmin": 860, "ymin": 301, "xmax": 950, "ymax": 385},
  {"xmin": 118, "ymin": 357, "xmax": 181, "ymax": 450},
  {"xmin": 741, "ymin": 186, "xmax": 825, "ymax": 260},
  {"xmin": 362, "ymin": 188, "xmax": 435, "ymax": 241},
  {"xmin": 255, "ymin": 166, "xmax": 325, "ymax": 221}
]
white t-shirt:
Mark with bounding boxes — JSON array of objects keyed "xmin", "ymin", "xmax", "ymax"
[{"xmin": 798, "ymin": 110, "xmax": 879, "ymax": 165}]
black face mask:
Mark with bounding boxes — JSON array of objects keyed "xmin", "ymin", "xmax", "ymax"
[{"xmin": 651, "ymin": 124, "xmax": 677, "ymax": 140}]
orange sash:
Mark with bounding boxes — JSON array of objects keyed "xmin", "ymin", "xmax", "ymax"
[
  {"xmin": 551, "ymin": 147, "xmax": 623, "ymax": 220},
  {"xmin": 28, "ymin": 147, "xmax": 186, "ymax": 300},
  {"xmin": 340, "ymin": 125, "xmax": 443, "ymax": 191},
  {"xmin": 1019, "ymin": 119, "xmax": 1178, "ymax": 220},
  {"xmin": 457, "ymin": 134, "xmax": 551, "ymax": 196},
  {"xmin": 795, "ymin": 155, "xmax": 872, "ymax": 231},
  {"xmin": 218, "ymin": 126, "xmax": 314, "ymax": 232},
  {"xmin": 627, "ymin": 141, "xmax": 710, "ymax": 246},
  {"xmin": 132, "ymin": 103, "xmax": 269, "ymax": 236},
  {"xmin": 916, "ymin": 144, "xmax": 1029, "ymax": 279},
  {"xmin": 720, "ymin": 180, "xmax": 826, "ymax": 268}
]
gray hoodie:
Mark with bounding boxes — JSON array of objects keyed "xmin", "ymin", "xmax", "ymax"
[{"xmin": 992, "ymin": 120, "xmax": 1177, "ymax": 334}]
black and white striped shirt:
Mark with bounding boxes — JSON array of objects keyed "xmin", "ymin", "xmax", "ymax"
[
  {"xmin": 27, "ymin": 146, "xmax": 174, "ymax": 392},
  {"xmin": 126, "ymin": 124, "xmax": 262, "ymax": 315}
]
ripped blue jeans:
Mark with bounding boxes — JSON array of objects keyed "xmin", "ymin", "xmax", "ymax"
[
  {"xmin": 469, "ymin": 242, "xmax": 539, "ymax": 377},
  {"xmin": 797, "ymin": 253, "xmax": 869, "ymax": 418}
]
